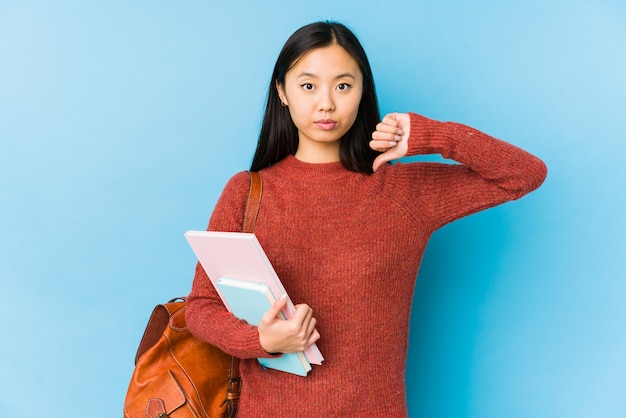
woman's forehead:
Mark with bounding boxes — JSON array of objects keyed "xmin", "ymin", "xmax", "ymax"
[{"xmin": 288, "ymin": 44, "xmax": 362, "ymax": 79}]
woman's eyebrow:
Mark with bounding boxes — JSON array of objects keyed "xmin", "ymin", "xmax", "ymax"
[
  {"xmin": 335, "ymin": 73, "xmax": 356, "ymax": 80},
  {"xmin": 296, "ymin": 72, "xmax": 357, "ymax": 80}
]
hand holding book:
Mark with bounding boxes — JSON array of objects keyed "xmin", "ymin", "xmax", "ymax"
[
  {"xmin": 215, "ymin": 277, "xmax": 316, "ymax": 376},
  {"xmin": 258, "ymin": 294, "xmax": 320, "ymax": 355}
]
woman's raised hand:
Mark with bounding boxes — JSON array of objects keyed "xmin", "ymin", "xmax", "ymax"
[
  {"xmin": 258, "ymin": 295, "xmax": 320, "ymax": 354},
  {"xmin": 370, "ymin": 112, "xmax": 410, "ymax": 172}
]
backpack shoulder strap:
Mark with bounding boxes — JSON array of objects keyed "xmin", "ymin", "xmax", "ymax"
[{"xmin": 243, "ymin": 171, "xmax": 262, "ymax": 234}]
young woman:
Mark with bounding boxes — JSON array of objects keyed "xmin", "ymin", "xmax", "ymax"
[{"xmin": 186, "ymin": 21, "xmax": 547, "ymax": 417}]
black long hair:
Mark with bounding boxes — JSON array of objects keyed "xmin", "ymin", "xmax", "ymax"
[{"xmin": 250, "ymin": 21, "xmax": 381, "ymax": 173}]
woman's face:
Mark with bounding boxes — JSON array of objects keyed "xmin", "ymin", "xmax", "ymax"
[{"xmin": 277, "ymin": 44, "xmax": 363, "ymax": 162}]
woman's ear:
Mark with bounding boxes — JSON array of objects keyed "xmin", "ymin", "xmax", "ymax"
[{"xmin": 276, "ymin": 81, "xmax": 288, "ymax": 106}]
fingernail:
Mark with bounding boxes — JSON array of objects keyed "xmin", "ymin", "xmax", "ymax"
[
  {"xmin": 397, "ymin": 129, "xmax": 404, "ymax": 135},
  {"xmin": 389, "ymin": 141, "xmax": 397, "ymax": 147}
]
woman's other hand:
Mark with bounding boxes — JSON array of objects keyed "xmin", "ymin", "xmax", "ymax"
[
  {"xmin": 258, "ymin": 295, "xmax": 320, "ymax": 354},
  {"xmin": 370, "ymin": 112, "xmax": 410, "ymax": 172}
]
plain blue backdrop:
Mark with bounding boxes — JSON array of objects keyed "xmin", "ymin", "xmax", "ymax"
[{"xmin": 1, "ymin": 1, "xmax": 625, "ymax": 417}]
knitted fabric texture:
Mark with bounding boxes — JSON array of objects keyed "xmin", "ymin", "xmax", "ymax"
[{"xmin": 186, "ymin": 112, "xmax": 547, "ymax": 417}]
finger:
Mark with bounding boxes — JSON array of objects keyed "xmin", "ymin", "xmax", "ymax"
[
  {"xmin": 383, "ymin": 112, "xmax": 399, "ymax": 126},
  {"xmin": 372, "ymin": 149, "xmax": 403, "ymax": 172},
  {"xmin": 306, "ymin": 317, "xmax": 317, "ymax": 338},
  {"xmin": 307, "ymin": 328, "xmax": 321, "ymax": 347},
  {"xmin": 375, "ymin": 121, "xmax": 404, "ymax": 136},
  {"xmin": 292, "ymin": 303, "xmax": 313, "ymax": 327},
  {"xmin": 371, "ymin": 130, "xmax": 402, "ymax": 143},
  {"xmin": 298, "ymin": 310, "xmax": 314, "ymax": 335},
  {"xmin": 369, "ymin": 141, "xmax": 397, "ymax": 153},
  {"xmin": 291, "ymin": 305, "xmax": 315, "ymax": 347},
  {"xmin": 373, "ymin": 126, "xmax": 404, "ymax": 144},
  {"xmin": 375, "ymin": 122, "xmax": 398, "ymax": 135},
  {"xmin": 262, "ymin": 294, "xmax": 288, "ymax": 322},
  {"xmin": 372, "ymin": 154, "xmax": 387, "ymax": 172}
]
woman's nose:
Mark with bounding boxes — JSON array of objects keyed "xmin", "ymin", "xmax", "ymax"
[{"xmin": 318, "ymin": 89, "xmax": 335, "ymax": 112}]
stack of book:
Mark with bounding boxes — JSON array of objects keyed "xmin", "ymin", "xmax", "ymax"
[{"xmin": 185, "ymin": 231, "xmax": 324, "ymax": 376}]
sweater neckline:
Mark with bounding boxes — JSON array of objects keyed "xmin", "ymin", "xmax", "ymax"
[{"xmin": 272, "ymin": 155, "xmax": 354, "ymax": 182}]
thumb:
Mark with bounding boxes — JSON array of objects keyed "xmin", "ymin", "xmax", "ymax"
[
  {"xmin": 373, "ymin": 148, "xmax": 404, "ymax": 172},
  {"xmin": 372, "ymin": 153, "xmax": 387, "ymax": 172},
  {"xmin": 263, "ymin": 294, "xmax": 288, "ymax": 322}
]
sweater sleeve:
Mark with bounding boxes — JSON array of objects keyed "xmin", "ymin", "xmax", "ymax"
[
  {"xmin": 185, "ymin": 171, "xmax": 277, "ymax": 359},
  {"xmin": 398, "ymin": 112, "xmax": 547, "ymax": 231}
]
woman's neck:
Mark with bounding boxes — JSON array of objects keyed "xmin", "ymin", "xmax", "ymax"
[{"xmin": 294, "ymin": 141, "xmax": 340, "ymax": 164}]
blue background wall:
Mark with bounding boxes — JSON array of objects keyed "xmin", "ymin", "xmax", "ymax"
[{"xmin": 1, "ymin": 1, "xmax": 625, "ymax": 417}]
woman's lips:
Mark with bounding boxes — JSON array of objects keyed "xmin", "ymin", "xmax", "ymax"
[{"xmin": 314, "ymin": 119, "xmax": 337, "ymax": 130}]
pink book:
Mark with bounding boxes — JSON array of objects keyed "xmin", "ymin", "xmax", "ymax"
[{"xmin": 184, "ymin": 230, "xmax": 324, "ymax": 366}]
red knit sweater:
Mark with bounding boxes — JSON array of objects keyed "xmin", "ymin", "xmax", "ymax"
[{"xmin": 186, "ymin": 112, "xmax": 547, "ymax": 417}]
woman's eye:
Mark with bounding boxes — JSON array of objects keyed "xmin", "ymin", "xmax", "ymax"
[
  {"xmin": 301, "ymin": 83, "xmax": 314, "ymax": 91},
  {"xmin": 337, "ymin": 83, "xmax": 351, "ymax": 91}
]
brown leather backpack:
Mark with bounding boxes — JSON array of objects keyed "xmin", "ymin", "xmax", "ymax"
[{"xmin": 123, "ymin": 172, "xmax": 262, "ymax": 418}]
